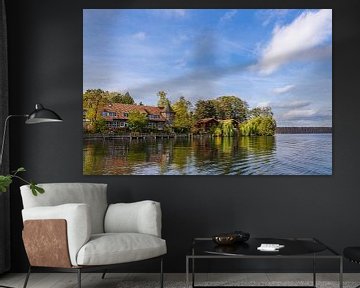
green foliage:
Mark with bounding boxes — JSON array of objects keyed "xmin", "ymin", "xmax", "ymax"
[
  {"xmin": 240, "ymin": 116, "xmax": 277, "ymax": 136},
  {"xmin": 127, "ymin": 111, "xmax": 148, "ymax": 132},
  {"xmin": 110, "ymin": 91, "xmax": 135, "ymax": 104},
  {"xmin": 94, "ymin": 118, "xmax": 107, "ymax": 133},
  {"xmin": 249, "ymin": 106, "xmax": 273, "ymax": 118},
  {"xmin": 194, "ymin": 100, "xmax": 217, "ymax": 120},
  {"xmin": 194, "ymin": 96, "xmax": 248, "ymax": 122},
  {"xmin": 30, "ymin": 181, "xmax": 45, "ymax": 196},
  {"xmin": 221, "ymin": 120, "xmax": 236, "ymax": 137},
  {"xmin": 83, "ymin": 89, "xmax": 110, "ymax": 130},
  {"xmin": 212, "ymin": 120, "xmax": 236, "ymax": 137},
  {"xmin": 0, "ymin": 175, "xmax": 12, "ymax": 192},
  {"xmin": 172, "ymin": 96, "xmax": 193, "ymax": 133},
  {"xmin": 213, "ymin": 127, "xmax": 222, "ymax": 137},
  {"xmin": 0, "ymin": 167, "xmax": 43, "ymax": 196},
  {"xmin": 157, "ymin": 91, "xmax": 171, "ymax": 107},
  {"xmin": 215, "ymin": 96, "xmax": 249, "ymax": 122}
]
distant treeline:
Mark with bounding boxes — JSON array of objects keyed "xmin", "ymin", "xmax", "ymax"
[{"xmin": 276, "ymin": 127, "xmax": 332, "ymax": 134}]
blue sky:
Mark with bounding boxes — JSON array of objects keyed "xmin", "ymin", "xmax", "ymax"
[{"xmin": 83, "ymin": 9, "xmax": 332, "ymax": 127}]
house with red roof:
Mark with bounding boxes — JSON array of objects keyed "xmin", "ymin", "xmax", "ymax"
[{"xmin": 99, "ymin": 102, "xmax": 175, "ymax": 130}]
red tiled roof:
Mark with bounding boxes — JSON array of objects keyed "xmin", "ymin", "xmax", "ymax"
[{"xmin": 102, "ymin": 103, "xmax": 168, "ymax": 122}]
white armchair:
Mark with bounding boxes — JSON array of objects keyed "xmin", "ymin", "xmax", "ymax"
[{"xmin": 20, "ymin": 183, "xmax": 166, "ymax": 288}]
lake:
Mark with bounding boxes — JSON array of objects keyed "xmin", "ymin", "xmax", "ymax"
[{"xmin": 83, "ymin": 134, "xmax": 332, "ymax": 175}]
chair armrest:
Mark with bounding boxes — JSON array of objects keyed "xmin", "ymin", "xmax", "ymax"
[
  {"xmin": 22, "ymin": 203, "xmax": 91, "ymax": 266},
  {"xmin": 104, "ymin": 200, "xmax": 162, "ymax": 237}
]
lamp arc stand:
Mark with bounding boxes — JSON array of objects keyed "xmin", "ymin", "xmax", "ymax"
[
  {"xmin": 0, "ymin": 104, "xmax": 62, "ymax": 288},
  {"xmin": 0, "ymin": 114, "xmax": 28, "ymax": 168}
]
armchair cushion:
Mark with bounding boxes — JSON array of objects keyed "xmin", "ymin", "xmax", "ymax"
[
  {"xmin": 20, "ymin": 183, "xmax": 108, "ymax": 234},
  {"xmin": 76, "ymin": 233, "xmax": 167, "ymax": 266},
  {"xmin": 22, "ymin": 203, "xmax": 91, "ymax": 266},
  {"xmin": 104, "ymin": 201, "xmax": 162, "ymax": 237}
]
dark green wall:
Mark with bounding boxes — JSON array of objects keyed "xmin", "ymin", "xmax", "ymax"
[{"xmin": 5, "ymin": 0, "xmax": 360, "ymax": 272}]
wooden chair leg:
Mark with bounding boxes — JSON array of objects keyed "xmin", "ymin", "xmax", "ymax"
[
  {"xmin": 77, "ymin": 268, "xmax": 81, "ymax": 288},
  {"xmin": 22, "ymin": 266, "xmax": 31, "ymax": 288}
]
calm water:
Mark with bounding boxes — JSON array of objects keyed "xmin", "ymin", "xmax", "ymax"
[{"xmin": 83, "ymin": 134, "xmax": 332, "ymax": 175}]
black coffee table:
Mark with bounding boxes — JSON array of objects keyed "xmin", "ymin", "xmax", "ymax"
[{"xmin": 186, "ymin": 237, "xmax": 342, "ymax": 288}]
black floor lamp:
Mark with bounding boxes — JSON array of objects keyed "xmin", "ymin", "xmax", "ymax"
[
  {"xmin": 0, "ymin": 103, "xmax": 62, "ymax": 288},
  {"xmin": 0, "ymin": 103, "xmax": 63, "ymax": 167}
]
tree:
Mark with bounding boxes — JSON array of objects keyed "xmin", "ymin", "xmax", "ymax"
[
  {"xmin": 157, "ymin": 91, "xmax": 171, "ymax": 107},
  {"xmin": 239, "ymin": 116, "xmax": 277, "ymax": 136},
  {"xmin": 110, "ymin": 91, "xmax": 135, "ymax": 104},
  {"xmin": 109, "ymin": 92, "xmax": 122, "ymax": 103},
  {"xmin": 122, "ymin": 92, "xmax": 135, "ymax": 104},
  {"xmin": 193, "ymin": 100, "xmax": 217, "ymax": 120},
  {"xmin": 83, "ymin": 89, "xmax": 109, "ymax": 129},
  {"xmin": 215, "ymin": 96, "xmax": 248, "ymax": 122},
  {"xmin": 257, "ymin": 116, "xmax": 277, "ymax": 136},
  {"xmin": 212, "ymin": 120, "xmax": 236, "ymax": 137},
  {"xmin": 94, "ymin": 118, "xmax": 107, "ymax": 134},
  {"xmin": 127, "ymin": 111, "xmax": 148, "ymax": 132},
  {"xmin": 249, "ymin": 106, "xmax": 273, "ymax": 118},
  {"xmin": 172, "ymin": 96, "xmax": 193, "ymax": 133}
]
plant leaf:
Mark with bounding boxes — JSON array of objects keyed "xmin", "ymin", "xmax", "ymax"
[
  {"xmin": 15, "ymin": 167, "xmax": 26, "ymax": 173},
  {"xmin": 29, "ymin": 182, "xmax": 44, "ymax": 196},
  {"xmin": 0, "ymin": 175, "xmax": 12, "ymax": 192},
  {"xmin": 35, "ymin": 185, "xmax": 45, "ymax": 194}
]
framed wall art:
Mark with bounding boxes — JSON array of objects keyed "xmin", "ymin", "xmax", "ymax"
[{"xmin": 83, "ymin": 9, "xmax": 332, "ymax": 175}]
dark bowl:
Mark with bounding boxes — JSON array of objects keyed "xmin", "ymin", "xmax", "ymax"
[
  {"xmin": 212, "ymin": 234, "xmax": 237, "ymax": 245},
  {"xmin": 233, "ymin": 230, "xmax": 250, "ymax": 242}
]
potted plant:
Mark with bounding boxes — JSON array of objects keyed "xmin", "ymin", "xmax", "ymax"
[{"xmin": 0, "ymin": 167, "xmax": 44, "ymax": 196}]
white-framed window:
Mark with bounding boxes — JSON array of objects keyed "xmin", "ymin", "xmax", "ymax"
[
  {"xmin": 148, "ymin": 114, "xmax": 160, "ymax": 119},
  {"xmin": 102, "ymin": 111, "xmax": 117, "ymax": 117},
  {"xmin": 120, "ymin": 122, "xmax": 125, "ymax": 127}
]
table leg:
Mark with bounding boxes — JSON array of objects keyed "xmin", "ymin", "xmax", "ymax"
[
  {"xmin": 339, "ymin": 257, "xmax": 343, "ymax": 288},
  {"xmin": 192, "ymin": 257, "xmax": 195, "ymax": 288},
  {"xmin": 313, "ymin": 254, "xmax": 316, "ymax": 287},
  {"xmin": 186, "ymin": 257, "xmax": 189, "ymax": 288}
]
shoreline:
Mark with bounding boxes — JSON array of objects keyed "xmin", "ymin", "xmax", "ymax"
[{"xmin": 83, "ymin": 132, "xmax": 332, "ymax": 140}]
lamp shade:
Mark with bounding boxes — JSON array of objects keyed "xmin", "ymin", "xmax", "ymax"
[{"xmin": 25, "ymin": 104, "xmax": 63, "ymax": 124}]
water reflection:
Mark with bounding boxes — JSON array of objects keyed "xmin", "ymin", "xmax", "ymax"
[{"xmin": 83, "ymin": 136, "xmax": 277, "ymax": 175}]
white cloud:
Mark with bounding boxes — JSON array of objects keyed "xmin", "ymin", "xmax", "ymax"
[
  {"xmin": 274, "ymin": 100, "xmax": 311, "ymax": 109},
  {"xmin": 278, "ymin": 107, "xmax": 332, "ymax": 126},
  {"xmin": 257, "ymin": 9, "xmax": 332, "ymax": 75},
  {"xmin": 132, "ymin": 32, "xmax": 146, "ymax": 41},
  {"xmin": 283, "ymin": 109, "xmax": 316, "ymax": 119},
  {"xmin": 256, "ymin": 101, "xmax": 270, "ymax": 108},
  {"xmin": 220, "ymin": 10, "xmax": 237, "ymax": 23},
  {"xmin": 272, "ymin": 84, "xmax": 295, "ymax": 94}
]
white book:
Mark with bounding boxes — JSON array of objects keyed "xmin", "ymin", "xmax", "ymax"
[{"xmin": 257, "ymin": 243, "xmax": 285, "ymax": 251}]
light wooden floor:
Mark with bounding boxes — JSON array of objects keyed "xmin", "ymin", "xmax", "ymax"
[{"xmin": 0, "ymin": 273, "xmax": 359, "ymax": 288}]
